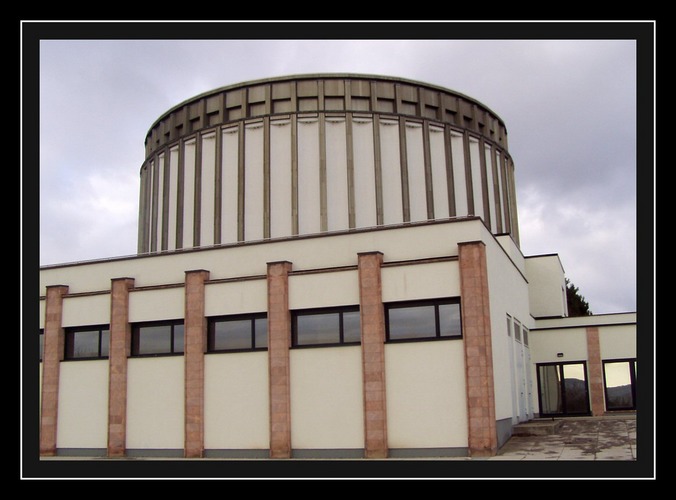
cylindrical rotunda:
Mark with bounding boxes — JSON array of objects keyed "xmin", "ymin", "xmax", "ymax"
[{"xmin": 138, "ymin": 74, "xmax": 519, "ymax": 254}]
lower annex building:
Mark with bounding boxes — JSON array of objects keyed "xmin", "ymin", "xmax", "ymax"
[{"xmin": 39, "ymin": 74, "xmax": 637, "ymax": 459}]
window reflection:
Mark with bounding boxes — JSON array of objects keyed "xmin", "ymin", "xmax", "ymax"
[
  {"xmin": 213, "ymin": 319, "xmax": 251, "ymax": 350},
  {"xmin": 297, "ymin": 313, "xmax": 340, "ymax": 345},
  {"xmin": 439, "ymin": 303, "xmax": 462, "ymax": 337},
  {"xmin": 342, "ymin": 311, "xmax": 361, "ymax": 344},
  {"xmin": 208, "ymin": 314, "xmax": 268, "ymax": 352},
  {"xmin": 388, "ymin": 305, "xmax": 436, "ymax": 340},
  {"xmin": 64, "ymin": 326, "xmax": 109, "ymax": 360},
  {"xmin": 537, "ymin": 362, "xmax": 590, "ymax": 416},
  {"xmin": 137, "ymin": 326, "xmax": 172, "ymax": 355},
  {"xmin": 292, "ymin": 307, "xmax": 360, "ymax": 347},
  {"xmin": 133, "ymin": 321, "xmax": 184, "ymax": 356},
  {"xmin": 254, "ymin": 317, "xmax": 268, "ymax": 349},
  {"xmin": 386, "ymin": 300, "xmax": 461, "ymax": 341},
  {"xmin": 603, "ymin": 359, "xmax": 636, "ymax": 410}
]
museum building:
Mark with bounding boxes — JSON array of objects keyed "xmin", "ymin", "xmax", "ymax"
[{"xmin": 39, "ymin": 74, "xmax": 637, "ymax": 459}]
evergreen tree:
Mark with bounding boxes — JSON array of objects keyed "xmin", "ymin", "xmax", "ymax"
[{"xmin": 566, "ymin": 278, "xmax": 592, "ymax": 316}]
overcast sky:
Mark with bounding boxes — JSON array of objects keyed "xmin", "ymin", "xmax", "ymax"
[{"xmin": 33, "ymin": 23, "xmax": 649, "ymax": 315}]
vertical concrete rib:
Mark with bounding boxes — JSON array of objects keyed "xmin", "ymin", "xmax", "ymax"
[
  {"xmin": 107, "ymin": 277, "xmax": 135, "ymax": 458},
  {"xmin": 40, "ymin": 285, "xmax": 69, "ymax": 456},
  {"xmin": 267, "ymin": 261, "xmax": 293, "ymax": 458},
  {"xmin": 458, "ymin": 242, "xmax": 497, "ymax": 457},
  {"xmin": 358, "ymin": 252, "xmax": 388, "ymax": 458},
  {"xmin": 184, "ymin": 269, "xmax": 209, "ymax": 458}
]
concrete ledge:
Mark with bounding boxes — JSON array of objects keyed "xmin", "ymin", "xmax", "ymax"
[{"xmin": 512, "ymin": 420, "xmax": 563, "ymax": 436}]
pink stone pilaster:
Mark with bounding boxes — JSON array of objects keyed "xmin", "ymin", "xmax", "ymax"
[
  {"xmin": 458, "ymin": 242, "xmax": 497, "ymax": 457},
  {"xmin": 184, "ymin": 270, "xmax": 209, "ymax": 458},
  {"xmin": 107, "ymin": 277, "xmax": 135, "ymax": 458},
  {"xmin": 40, "ymin": 285, "xmax": 69, "ymax": 456},
  {"xmin": 267, "ymin": 261, "xmax": 293, "ymax": 458},
  {"xmin": 586, "ymin": 327, "xmax": 605, "ymax": 416},
  {"xmin": 358, "ymin": 252, "xmax": 388, "ymax": 459}
]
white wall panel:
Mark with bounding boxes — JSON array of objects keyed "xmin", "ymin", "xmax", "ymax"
[
  {"xmin": 204, "ymin": 280, "xmax": 267, "ymax": 317},
  {"xmin": 129, "ymin": 287, "xmax": 184, "ymax": 323},
  {"xmin": 495, "ymin": 151, "xmax": 506, "ymax": 231},
  {"xmin": 353, "ymin": 117, "xmax": 377, "ymax": 228},
  {"xmin": 290, "ymin": 346, "xmax": 364, "ymax": 449},
  {"xmin": 529, "ymin": 328, "xmax": 588, "ymax": 363},
  {"xmin": 429, "ymin": 125, "xmax": 449, "ymax": 219},
  {"xmin": 484, "ymin": 144, "xmax": 497, "ymax": 232},
  {"xmin": 381, "ymin": 261, "xmax": 459, "ymax": 303},
  {"xmin": 270, "ymin": 119, "xmax": 293, "ymax": 238},
  {"xmin": 127, "ymin": 357, "xmax": 184, "ymax": 449},
  {"xmin": 297, "ymin": 117, "xmax": 321, "ymax": 235},
  {"xmin": 155, "ymin": 154, "xmax": 165, "ymax": 250},
  {"xmin": 244, "ymin": 124, "xmax": 265, "ymax": 241},
  {"xmin": 289, "ymin": 270, "xmax": 359, "ymax": 310},
  {"xmin": 200, "ymin": 133, "xmax": 216, "ymax": 246},
  {"xmin": 167, "ymin": 147, "xmax": 179, "ymax": 250},
  {"xmin": 450, "ymin": 132, "xmax": 468, "ymax": 217},
  {"xmin": 325, "ymin": 117, "xmax": 349, "ymax": 231},
  {"xmin": 221, "ymin": 127, "xmax": 239, "ymax": 244},
  {"xmin": 204, "ymin": 352, "xmax": 269, "ymax": 449},
  {"xmin": 599, "ymin": 325, "xmax": 636, "ymax": 359},
  {"xmin": 182, "ymin": 140, "xmax": 196, "ymax": 248},
  {"xmin": 469, "ymin": 137, "xmax": 483, "ymax": 219},
  {"xmin": 39, "ymin": 299, "xmax": 45, "ymax": 329},
  {"xmin": 379, "ymin": 118, "xmax": 403, "ymax": 225},
  {"xmin": 385, "ymin": 341, "xmax": 467, "ymax": 449},
  {"xmin": 57, "ymin": 360, "xmax": 109, "ymax": 449},
  {"xmin": 62, "ymin": 294, "xmax": 110, "ymax": 327},
  {"xmin": 405, "ymin": 122, "xmax": 427, "ymax": 223}
]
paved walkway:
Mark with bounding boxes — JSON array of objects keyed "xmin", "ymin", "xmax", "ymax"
[{"xmin": 491, "ymin": 415, "xmax": 636, "ymax": 460}]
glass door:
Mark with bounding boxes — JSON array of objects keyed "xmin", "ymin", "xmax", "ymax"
[{"xmin": 537, "ymin": 362, "xmax": 591, "ymax": 417}]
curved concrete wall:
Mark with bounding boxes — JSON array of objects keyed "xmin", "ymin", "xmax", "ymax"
[{"xmin": 138, "ymin": 74, "xmax": 519, "ymax": 254}]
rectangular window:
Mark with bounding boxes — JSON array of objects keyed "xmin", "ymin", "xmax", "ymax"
[
  {"xmin": 132, "ymin": 321, "xmax": 184, "ymax": 356},
  {"xmin": 603, "ymin": 358, "xmax": 637, "ymax": 411},
  {"xmin": 64, "ymin": 325, "xmax": 110, "ymax": 360},
  {"xmin": 292, "ymin": 306, "xmax": 360, "ymax": 347},
  {"xmin": 208, "ymin": 314, "xmax": 268, "ymax": 352},
  {"xmin": 385, "ymin": 299, "xmax": 462, "ymax": 342}
]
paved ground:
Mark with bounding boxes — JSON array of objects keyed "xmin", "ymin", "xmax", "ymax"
[{"xmin": 491, "ymin": 415, "xmax": 636, "ymax": 461}]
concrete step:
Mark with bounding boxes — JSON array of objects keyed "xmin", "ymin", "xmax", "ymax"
[{"xmin": 512, "ymin": 419, "xmax": 563, "ymax": 436}]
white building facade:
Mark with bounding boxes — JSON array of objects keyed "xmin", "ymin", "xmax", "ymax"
[{"xmin": 39, "ymin": 75, "xmax": 637, "ymax": 459}]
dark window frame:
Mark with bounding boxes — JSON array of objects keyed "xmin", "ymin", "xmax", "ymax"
[
  {"xmin": 602, "ymin": 358, "xmax": 637, "ymax": 411},
  {"xmin": 535, "ymin": 361, "xmax": 591, "ymax": 417},
  {"xmin": 64, "ymin": 325, "xmax": 110, "ymax": 361},
  {"xmin": 131, "ymin": 320, "xmax": 184, "ymax": 357},
  {"xmin": 207, "ymin": 313, "xmax": 268, "ymax": 353},
  {"xmin": 385, "ymin": 298, "xmax": 462, "ymax": 343},
  {"xmin": 292, "ymin": 305, "xmax": 361, "ymax": 348}
]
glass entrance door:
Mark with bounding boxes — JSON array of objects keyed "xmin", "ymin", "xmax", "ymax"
[{"xmin": 536, "ymin": 362, "xmax": 591, "ymax": 417}]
